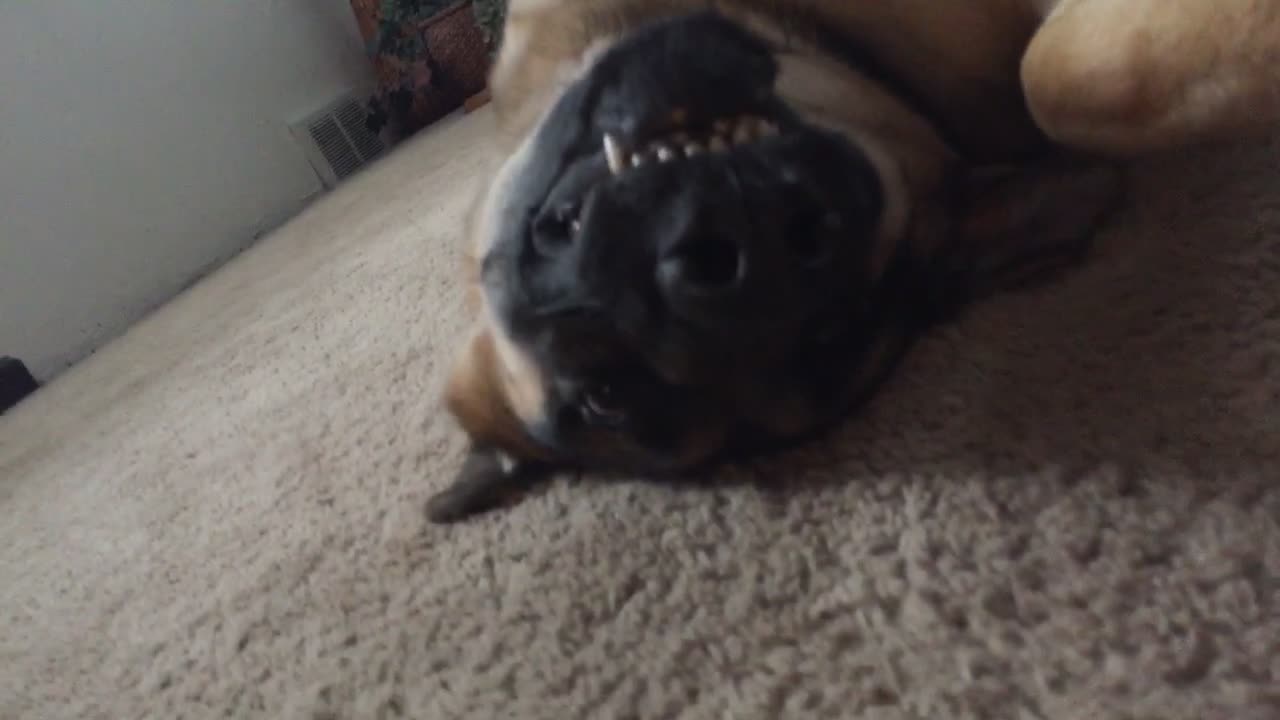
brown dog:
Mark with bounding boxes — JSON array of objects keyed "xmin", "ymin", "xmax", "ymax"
[{"xmin": 426, "ymin": 0, "xmax": 1280, "ymax": 522}]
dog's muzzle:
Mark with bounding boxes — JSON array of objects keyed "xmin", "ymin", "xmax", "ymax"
[
  {"xmin": 488, "ymin": 10, "xmax": 888, "ymax": 376},
  {"xmin": 535, "ymin": 128, "xmax": 882, "ymax": 337}
]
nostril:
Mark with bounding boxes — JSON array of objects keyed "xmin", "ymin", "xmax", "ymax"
[
  {"xmin": 663, "ymin": 234, "xmax": 744, "ymax": 292},
  {"xmin": 784, "ymin": 207, "xmax": 839, "ymax": 265}
]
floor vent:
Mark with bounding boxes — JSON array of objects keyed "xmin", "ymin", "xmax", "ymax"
[{"xmin": 290, "ymin": 92, "xmax": 387, "ymax": 189}]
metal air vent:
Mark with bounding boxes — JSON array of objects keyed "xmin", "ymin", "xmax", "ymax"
[{"xmin": 289, "ymin": 91, "xmax": 387, "ymax": 189}]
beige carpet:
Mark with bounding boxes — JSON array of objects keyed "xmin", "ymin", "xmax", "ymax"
[{"xmin": 2, "ymin": 107, "xmax": 1278, "ymax": 719}]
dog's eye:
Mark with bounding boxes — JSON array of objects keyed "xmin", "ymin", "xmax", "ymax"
[
  {"xmin": 579, "ymin": 383, "xmax": 628, "ymax": 426},
  {"xmin": 531, "ymin": 202, "xmax": 582, "ymax": 257}
]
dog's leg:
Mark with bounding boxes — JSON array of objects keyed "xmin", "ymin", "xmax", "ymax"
[
  {"xmin": 939, "ymin": 158, "xmax": 1125, "ymax": 304},
  {"xmin": 1022, "ymin": 0, "xmax": 1280, "ymax": 155}
]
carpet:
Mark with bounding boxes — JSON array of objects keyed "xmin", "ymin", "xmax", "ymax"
[{"xmin": 1, "ymin": 107, "xmax": 1277, "ymax": 719}]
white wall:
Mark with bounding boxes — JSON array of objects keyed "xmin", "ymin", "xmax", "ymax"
[{"xmin": 0, "ymin": 0, "xmax": 376, "ymax": 381}]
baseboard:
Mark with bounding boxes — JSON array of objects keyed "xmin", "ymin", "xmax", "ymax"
[{"xmin": 0, "ymin": 357, "xmax": 39, "ymax": 414}]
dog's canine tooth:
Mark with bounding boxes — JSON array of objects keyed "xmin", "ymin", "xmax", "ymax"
[
  {"xmin": 603, "ymin": 133, "xmax": 627, "ymax": 175},
  {"xmin": 656, "ymin": 145, "xmax": 677, "ymax": 162},
  {"xmin": 684, "ymin": 142, "xmax": 704, "ymax": 156},
  {"xmin": 630, "ymin": 152, "xmax": 646, "ymax": 167}
]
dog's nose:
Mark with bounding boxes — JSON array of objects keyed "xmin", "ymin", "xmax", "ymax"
[
  {"xmin": 654, "ymin": 175, "xmax": 841, "ymax": 319},
  {"xmin": 657, "ymin": 228, "xmax": 746, "ymax": 295}
]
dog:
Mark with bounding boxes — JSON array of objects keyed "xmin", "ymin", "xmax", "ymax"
[{"xmin": 426, "ymin": 0, "xmax": 1280, "ymax": 522}]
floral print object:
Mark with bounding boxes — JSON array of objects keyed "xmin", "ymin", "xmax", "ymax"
[{"xmin": 350, "ymin": 0, "xmax": 492, "ymax": 138}]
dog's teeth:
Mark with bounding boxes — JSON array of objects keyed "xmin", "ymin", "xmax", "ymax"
[
  {"xmin": 684, "ymin": 142, "xmax": 704, "ymax": 156},
  {"xmin": 709, "ymin": 135, "xmax": 729, "ymax": 153},
  {"xmin": 758, "ymin": 119, "xmax": 779, "ymax": 137},
  {"xmin": 630, "ymin": 152, "xmax": 645, "ymax": 167},
  {"xmin": 732, "ymin": 120, "xmax": 753, "ymax": 145},
  {"xmin": 655, "ymin": 145, "xmax": 677, "ymax": 162},
  {"xmin": 603, "ymin": 133, "xmax": 626, "ymax": 175},
  {"xmin": 570, "ymin": 219, "xmax": 582, "ymax": 234},
  {"xmin": 496, "ymin": 451, "xmax": 518, "ymax": 474}
]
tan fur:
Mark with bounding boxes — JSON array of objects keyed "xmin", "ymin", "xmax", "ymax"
[
  {"xmin": 489, "ymin": 0, "xmax": 1280, "ymax": 157},
  {"xmin": 489, "ymin": 0, "xmax": 1048, "ymax": 157},
  {"xmin": 1024, "ymin": 0, "xmax": 1280, "ymax": 154},
  {"xmin": 446, "ymin": 0, "xmax": 1280, "ymax": 465},
  {"xmin": 443, "ymin": 327, "xmax": 550, "ymax": 460}
]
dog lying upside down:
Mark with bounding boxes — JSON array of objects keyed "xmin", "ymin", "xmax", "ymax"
[{"xmin": 426, "ymin": 0, "xmax": 1280, "ymax": 522}]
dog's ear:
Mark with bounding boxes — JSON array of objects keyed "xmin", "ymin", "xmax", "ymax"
[
  {"xmin": 939, "ymin": 159, "xmax": 1125, "ymax": 303},
  {"xmin": 426, "ymin": 442, "xmax": 546, "ymax": 523},
  {"xmin": 432, "ymin": 325, "xmax": 552, "ymax": 523}
]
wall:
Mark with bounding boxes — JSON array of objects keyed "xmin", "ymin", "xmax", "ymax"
[{"xmin": 0, "ymin": 0, "xmax": 375, "ymax": 381}]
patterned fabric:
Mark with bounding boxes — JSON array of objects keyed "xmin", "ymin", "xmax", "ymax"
[{"xmin": 351, "ymin": 0, "xmax": 491, "ymax": 136}]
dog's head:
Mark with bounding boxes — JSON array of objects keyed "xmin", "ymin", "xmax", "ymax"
[{"xmin": 438, "ymin": 8, "xmax": 1112, "ymax": 507}]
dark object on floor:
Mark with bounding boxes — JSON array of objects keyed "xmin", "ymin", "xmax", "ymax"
[{"xmin": 0, "ymin": 357, "xmax": 39, "ymax": 414}]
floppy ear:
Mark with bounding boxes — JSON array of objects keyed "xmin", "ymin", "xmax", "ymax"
[
  {"xmin": 431, "ymin": 326, "xmax": 551, "ymax": 523},
  {"xmin": 939, "ymin": 158, "xmax": 1124, "ymax": 303},
  {"xmin": 426, "ymin": 443, "xmax": 547, "ymax": 523}
]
